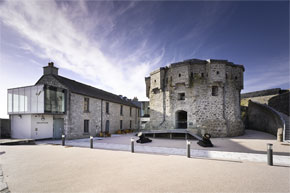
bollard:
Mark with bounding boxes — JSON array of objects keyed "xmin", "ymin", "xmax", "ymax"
[
  {"xmin": 131, "ymin": 138, "xmax": 134, "ymax": 153},
  {"xmin": 267, "ymin": 143, "xmax": 273, "ymax": 166},
  {"xmin": 187, "ymin": 140, "xmax": 191, "ymax": 158},
  {"xmin": 62, "ymin": 134, "xmax": 65, "ymax": 146},
  {"xmin": 90, "ymin": 136, "xmax": 93, "ymax": 149}
]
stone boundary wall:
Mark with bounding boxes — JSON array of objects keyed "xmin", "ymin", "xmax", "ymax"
[
  {"xmin": 241, "ymin": 88, "xmax": 284, "ymax": 99},
  {"xmin": 0, "ymin": 119, "xmax": 10, "ymax": 139},
  {"xmin": 248, "ymin": 101, "xmax": 285, "ymax": 141},
  {"xmin": 268, "ymin": 92, "xmax": 290, "ymax": 116}
]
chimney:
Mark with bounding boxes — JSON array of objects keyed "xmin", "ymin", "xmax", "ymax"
[{"xmin": 43, "ymin": 62, "xmax": 58, "ymax": 75}]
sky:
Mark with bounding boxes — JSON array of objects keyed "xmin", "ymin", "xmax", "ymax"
[{"xmin": 0, "ymin": 0, "xmax": 289, "ymax": 118}]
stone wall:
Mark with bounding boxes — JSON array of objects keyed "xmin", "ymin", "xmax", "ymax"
[
  {"xmin": 248, "ymin": 100, "xmax": 284, "ymax": 139},
  {"xmin": 37, "ymin": 75, "xmax": 139, "ymax": 139},
  {"xmin": 268, "ymin": 92, "xmax": 290, "ymax": 116},
  {"xmin": 146, "ymin": 59, "xmax": 244, "ymax": 137}
]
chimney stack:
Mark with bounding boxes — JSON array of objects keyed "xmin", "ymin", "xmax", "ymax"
[{"xmin": 43, "ymin": 62, "xmax": 58, "ymax": 76}]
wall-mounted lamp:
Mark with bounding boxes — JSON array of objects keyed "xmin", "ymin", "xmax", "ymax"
[
  {"xmin": 18, "ymin": 115, "xmax": 22, "ymax": 118},
  {"xmin": 41, "ymin": 115, "xmax": 45, "ymax": 121}
]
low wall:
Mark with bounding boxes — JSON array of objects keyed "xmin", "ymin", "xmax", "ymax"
[
  {"xmin": 268, "ymin": 92, "xmax": 290, "ymax": 116},
  {"xmin": 248, "ymin": 101, "xmax": 285, "ymax": 140},
  {"xmin": 0, "ymin": 118, "xmax": 11, "ymax": 138}
]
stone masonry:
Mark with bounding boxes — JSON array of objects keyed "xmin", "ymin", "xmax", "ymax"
[
  {"xmin": 145, "ymin": 59, "xmax": 245, "ymax": 137},
  {"xmin": 36, "ymin": 64, "xmax": 139, "ymax": 139}
]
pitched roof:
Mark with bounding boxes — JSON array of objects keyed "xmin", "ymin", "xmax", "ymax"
[{"xmin": 37, "ymin": 74, "xmax": 140, "ymax": 108}]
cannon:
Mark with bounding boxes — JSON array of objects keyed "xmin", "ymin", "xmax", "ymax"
[
  {"xmin": 136, "ymin": 132, "xmax": 152, "ymax": 144},
  {"xmin": 197, "ymin": 133, "xmax": 213, "ymax": 147}
]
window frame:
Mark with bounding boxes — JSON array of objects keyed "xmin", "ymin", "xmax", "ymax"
[
  {"xmin": 84, "ymin": 119, "xmax": 89, "ymax": 133},
  {"xmin": 84, "ymin": 97, "xmax": 90, "ymax": 112},
  {"xmin": 178, "ymin": 93, "xmax": 185, "ymax": 100}
]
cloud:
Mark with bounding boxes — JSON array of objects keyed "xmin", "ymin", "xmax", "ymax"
[
  {"xmin": 243, "ymin": 58, "xmax": 290, "ymax": 92},
  {"xmin": 0, "ymin": 0, "xmax": 162, "ymax": 100}
]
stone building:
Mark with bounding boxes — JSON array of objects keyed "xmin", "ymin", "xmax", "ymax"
[
  {"xmin": 8, "ymin": 63, "xmax": 140, "ymax": 139},
  {"xmin": 145, "ymin": 59, "xmax": 244, "ymax": 137}
]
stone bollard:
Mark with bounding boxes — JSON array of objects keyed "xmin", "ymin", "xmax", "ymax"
[
  {"xmin": 90, "ymin": 136, "xmax": 93, "ymax": 149},
  {"xmin": 187, "ymin": 140, "xmax": 191, "ymax": 158},
  {"xmin": 131, "ymin": 138, "xmax": 134, "ymax": 153},
  {"xmin": 62, "ymin": 135, "xmax": 65, "ymax": 146},
  {"xmin": 267, "ymin": 143, "xmax": 273, "ymax": 166}
]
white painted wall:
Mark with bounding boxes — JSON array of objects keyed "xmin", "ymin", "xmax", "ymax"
[
  {"xmin": 11, "ymin": 115, "xmax": 31, "ymax": 139},
  {"xmin": 11, "ymin": 114, "xmax": 53, "ymax": 139},
  {"xmin": 31, "ymin": 115, "xmax": 53, "ymax": 139}
]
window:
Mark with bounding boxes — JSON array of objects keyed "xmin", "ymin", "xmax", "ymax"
[
  {"xmin": 179, "ymin": 73, "xmax": 181, "ymax": 77},
  {"xmin": 120, "ymin": 120, "xmax": 123, "ymax": 130},
  {"xmin": 130, "ymin": 107, "xmax": 132, "ymax": 116},
  {"xmin": 235, "ymin": 76, "xmax": 238, "ymax": 80},
  {"xmin": 216, "ymin": 71, "xmax": 219, "ymax": 75},
  {"xmin": 178, "ymin": 93, "xmax": 185, "ymax": 100},
  {"xmin": 226, "ymin": 74, "xmax": 228, "ymax": 79},
  {"xmin": 84, "ymin": 120, "xmax": 89, "ymax": 133},
  {"xmin": 130, "ymin": 120, "xmax": 132, "ymax": 129},
  {"xmin": 120, "ymin": 105, "xmax": 123, "ymax": 116},
  {"xmin": 84, "ymin": 98, "xmax": 89, "ymax": 112},
  {"xmin": 212, "ymin": 86, "xmax": 218, "ymax": 96},
  {"xmin": 106, "ymin": 102, "xmax": 109, "ymax": 114},
  {"xmin": 190, "ymin": 72, "xmax": 193, "ymax": 78},
  {"xmin": 201, "ymin": 73, "xmax": 204, "ymax": 77}
]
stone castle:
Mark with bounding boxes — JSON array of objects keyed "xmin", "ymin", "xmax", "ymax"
[{"xmin": 145, "ymin": 59, "xmax": 245, "ymax": 137}]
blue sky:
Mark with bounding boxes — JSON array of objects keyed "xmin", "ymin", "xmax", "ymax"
[{"xmin": 0, "ymin": 1, "xmax": 289, "ymax": 118}]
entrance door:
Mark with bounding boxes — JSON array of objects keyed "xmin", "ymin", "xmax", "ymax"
[
  {"xmin": 53, "ymin": 118, "xmax": 64, "ymax": 139},
  {"xmin": 105, "ymin": 120, "xmax": 110, "ymax": 134},
  {"xmin": 176, "ymin": 111, "xmax": 187, "ymax": 129}
]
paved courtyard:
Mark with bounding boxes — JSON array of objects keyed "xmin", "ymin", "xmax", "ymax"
[
  {"xmin": 37, "ymin": 130, "xmax": 290, "ymax": 165},
  {"xmin": 1, "ymin": 144, "xmax": 290, "ymax": 193}
]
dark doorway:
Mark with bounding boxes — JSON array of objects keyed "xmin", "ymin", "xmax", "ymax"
[
  {"xmin": 53, "ymin": 118, "xmax": 64, "ymax": 139},
  {"xmin": 176, "ymin": 111, "xmax": 187, "ymax": 129},
  {"xmin": 105, "ymin": 120, "xmax": 110, "ymax": 133}
]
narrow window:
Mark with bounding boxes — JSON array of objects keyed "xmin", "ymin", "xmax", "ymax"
[
  {"xmin": 226, "ymin": 74, "xmax": 228, "ymax": 79},
  {"xmin": 84, "ymin": 97, "xmax": 89, "ymax": 112},
  {"xmin": 178, "ymin": 93, "xmax": 185, "ymax": 100},
  {"xmin": 191, "ymin": 72, "xmax": 193, "ymax": 78},
  {"xmin": 201, "ymin": 73, "xmax": 204, "ymax": 77},
  {"xmin": 106, "ymin": 102, "xmax": 109, "ymax": 114},
  {"xmin": 130, "ymin": 107, "xmax": 132, "ymax": 116},
  {"xmin": 130, "ymin": 120, "xmax": 132, "ymax": 129},
  {"xmin": 84, "ymin": 120, "xmax": 89, "ymax": 133},
  {"xmin": 154, "ymin": 80, "xmax": 156, "ymax": 83},
  {"xmin": 179, "ymin": 73, "xmax": 181, "ymax": 77},
  {"xmin": 120, "ymin": 105, "xmax": 123, "ymax": 116},
  {"xmin": 120, "ymin": 120, "xmax": 123, "ymax": 130},
  {"xmin": 212, "ymin": 86, "xmax": 218, "ymax": 96},
  {"xmin": 235, "ymin": 76, "xmax": 238, "ymax": 80},
  {"xmin": 216, "ymin": 71, "xmax": 219, "ymax": 75}
]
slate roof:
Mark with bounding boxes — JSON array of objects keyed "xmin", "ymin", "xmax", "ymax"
[{"xmin": 37, "ymin": 74, "xmax": 139, "ymax": 108}]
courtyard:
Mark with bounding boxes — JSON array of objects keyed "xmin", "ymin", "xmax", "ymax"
[
  {"xmin": 1, "ymin": 129, "xmax": 290, "ymax": 192},
  {"xmin": 0, "ymin": 143, "xmax": 289, "ymax": 193}
]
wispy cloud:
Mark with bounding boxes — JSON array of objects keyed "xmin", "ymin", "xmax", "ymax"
[
  {"xmin": 243, "ymin": 58, "xmax": 290, "ymax": 92},
  {"xmin": 0, "ymin": 0, "xmax": 162, "ymax": 100}
]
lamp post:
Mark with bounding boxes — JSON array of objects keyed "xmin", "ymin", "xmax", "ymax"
[
  {"xmin": 187, "ymin": 140, "xmax": 191, "ymax": 158},
  {"xmin": 267, "ymin": 143, "xmax": 273, "ymax": 166},
  {"xmin": 62, "ymin": 135, "xmax": 65, "ymax": 146},
  {"xmin": 90, "ymin": 136, "xmax": 93, "ymax": 149},
  {"xmin": 131, "ymin": 138, "xmax": 134, "ymax": 153}
]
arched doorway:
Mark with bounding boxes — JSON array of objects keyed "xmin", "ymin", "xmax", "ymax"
[{"xmin": 176, "ymin": 111, "xmax": 187, "ymax": 129}]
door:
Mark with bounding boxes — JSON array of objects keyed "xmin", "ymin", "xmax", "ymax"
[{"xmin": 53, "ymin": 118, "xmax": 64, "ymax": 139}]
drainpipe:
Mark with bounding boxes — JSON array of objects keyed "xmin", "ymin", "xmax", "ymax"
[
  {"xmin": 159, "ymin": 69, "xmax": 167, "ymax": 126},
  {"xmin": 101, "ymin": 99, "xmax": 103, "ymax": 133}
]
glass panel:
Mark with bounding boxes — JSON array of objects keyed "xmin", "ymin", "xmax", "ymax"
[
  {"xmin": 56, "ymin": 89, "xmax": 65, "ymax": 112},
  {"xmin": 19, "ymin": 88, "xmax": 25, "ymax": 112},
  {"xmin": 44, "ymin": 86, "xmax": 66, "ymax": 113},
  {"xmin": 13, "ymin": 89, "xmax": 19, "ymax": 113},
  {"xmin": 31, "ymin": 86, "xmax": 38, "ymax": 113},
  {"xmin": 24, "ymin": 87, "xmax": 31, "ymax": 112},
  {"xmin": 37, "ymin": 85, "xmax": 44, "ymax": 113},
  {"xmin": 8, "ymin": 90, "xmax": 13, "ymax": 113}
]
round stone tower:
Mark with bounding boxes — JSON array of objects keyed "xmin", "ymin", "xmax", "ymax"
[{"xmin": 145, "ymin": 59, "xmax": 245, "ymax": 137}]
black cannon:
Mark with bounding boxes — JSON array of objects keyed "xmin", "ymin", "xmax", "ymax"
[
  {"xmin": 136, "ymin": 132, "xmax": 152, "ymax": 144},
  {"xmin": 197, "ymin": 133, "xmax": 213, "ymax": 147}
]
